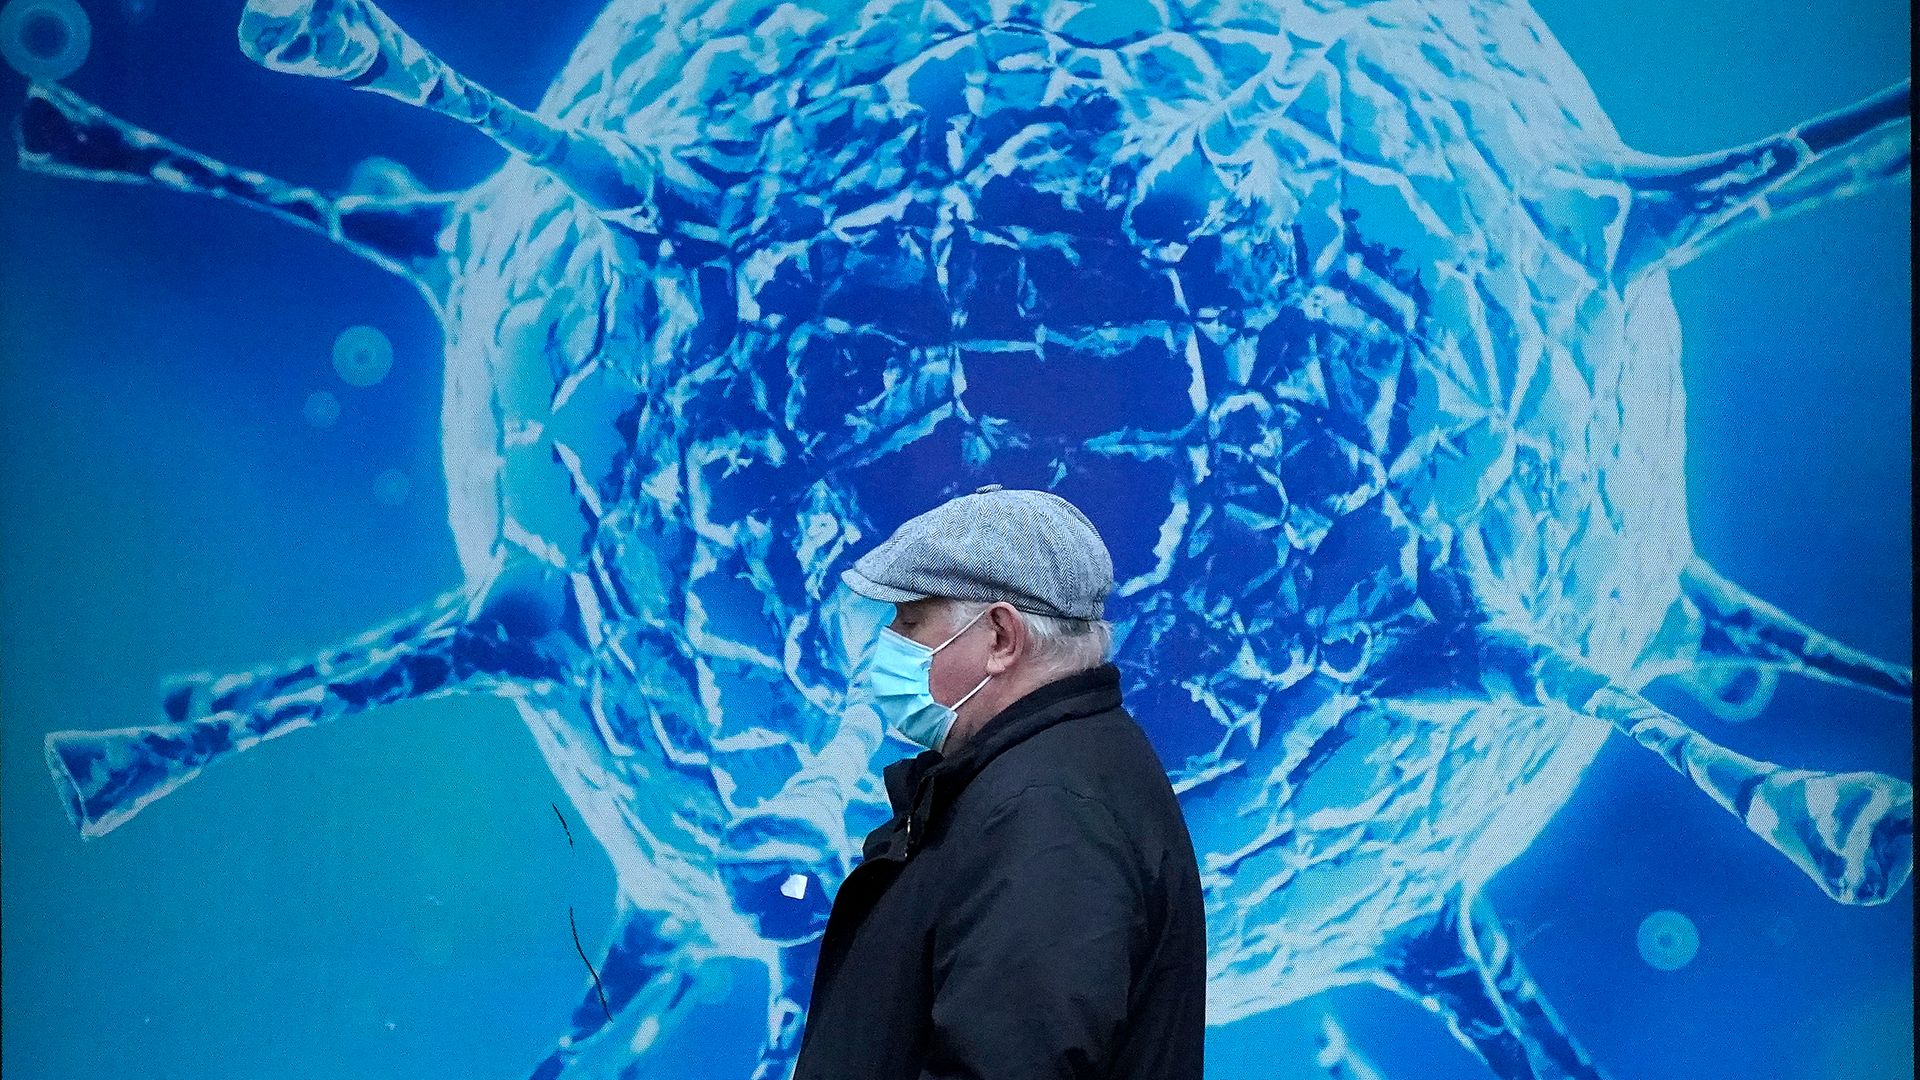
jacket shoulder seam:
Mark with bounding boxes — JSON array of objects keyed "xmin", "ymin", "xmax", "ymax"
[{"xmin": 980, "ymin": 780, "xmax": 1125, "ymax": 834}]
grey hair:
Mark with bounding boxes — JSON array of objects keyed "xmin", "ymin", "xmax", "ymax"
[{"xmin": 945, "ymin": 598, "xmax": 1113, "ymax": 675}]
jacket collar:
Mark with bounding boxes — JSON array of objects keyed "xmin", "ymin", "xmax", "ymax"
[{"xmin": 868, "ymin": 662, "xmax": 1123, "ymax": 860}]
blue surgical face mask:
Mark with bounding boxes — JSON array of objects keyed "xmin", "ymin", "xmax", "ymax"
[{"xmin": 866, "ymin": 607, "xmax": 993, "ymax": 753}]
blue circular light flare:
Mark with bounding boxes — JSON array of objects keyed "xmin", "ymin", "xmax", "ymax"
[
  {"xmin": 332, "ymin": 324, "xmax": 394, "ymax": 388},
  {"xmin": 1637, "ymin": 909, "xmax": 1701, "ymax": 971},
  {"xmin": 303, "ymin": 389, "xmax": 341, "ymax": 428},
  {"xmin": 0, "ymin": 0, "xmax": 92, "ymax": 81},
  {"xmin": 373, "ymin": 468, "xmax": 411, "ymax": 506}
]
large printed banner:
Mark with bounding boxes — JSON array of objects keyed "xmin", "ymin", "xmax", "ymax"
[{"xmin": 0, "ymin": 2, "xmax": 1910, "ymax": 1078}]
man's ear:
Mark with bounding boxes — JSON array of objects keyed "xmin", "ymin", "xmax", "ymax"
[{"xmin": 985, "ymin": 602, "xmax": 1025, "ymax": 673}]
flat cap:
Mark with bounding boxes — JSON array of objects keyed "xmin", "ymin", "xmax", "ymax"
[{"xmin": 841, "ymin": 485, "xmax": 1114, "ymax": 621}]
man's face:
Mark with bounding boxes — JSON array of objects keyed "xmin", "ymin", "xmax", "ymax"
[{"xmin": 891, "ymin": 598, "xmax": 994, "ymax": 707}]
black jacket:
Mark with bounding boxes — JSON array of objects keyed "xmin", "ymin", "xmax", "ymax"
[{"xmin": 793, "ymin": 662, "xmax": 1206, "ymax": 1080}]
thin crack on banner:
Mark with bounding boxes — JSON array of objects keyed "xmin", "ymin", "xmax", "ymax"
[{"xmin": 571, "ymin": 906, "xmax": 614, "ymax": 1024}]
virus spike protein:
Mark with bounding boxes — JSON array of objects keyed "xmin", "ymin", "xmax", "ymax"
[
  {"xmin": 42, "ymin": 589, "xmax": 489, "ymax": 838},
  {"xmin": 1484, "ymin": 630, "xmax": 1914, "ymax": 906},
  {"xmin": 1613, "ymin": 78, "xmax": 1912, "ymax": 280},
  {"xmin": 1380, "ymin": 890, "xmax": 1612, "ymax": 1080},
  {"xmin": 14, "ymin": 82, "xmax": 455, "ymax": 294},
  {"xmin": 1636, "ymin": 558, "xmax": 1913, "ymax": 716},
  {"xmin": 237, "ymin": 0, "xmax": 667, "ymax": 219}
]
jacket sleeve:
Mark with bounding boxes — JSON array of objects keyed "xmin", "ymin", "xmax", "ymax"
[{"xmin": 919, "ymin": 782, "xmax": 1146, "ymax": 1080}]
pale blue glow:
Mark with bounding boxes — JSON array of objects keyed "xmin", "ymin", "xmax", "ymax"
[
  {"xmin": 304, "ymin": 389, "xmax": 342, "ymax": 429},
  {"xmin": 1637, "ymin": 909, "xmax": 1700, "ymax": 972},
  {"xmin": 333, "ymin": 325, "xmax": 395, "ymax": 388},
  {"xmin": 0, "ymin": 0, "xmax": 89, "ymax": 83}
]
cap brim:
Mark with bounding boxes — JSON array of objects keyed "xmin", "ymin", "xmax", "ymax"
[{"xmin": 840, "ymin": 566, "xmax": 931, "ymax": 604}]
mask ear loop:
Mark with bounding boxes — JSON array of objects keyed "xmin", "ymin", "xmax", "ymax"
[
  {"xmin": 949, "ymin": 671, "xmax": 993, "ymax": 712},
  {"xmin": 933, "ymin": 605, "xmax": 997, "ymax": 714}
]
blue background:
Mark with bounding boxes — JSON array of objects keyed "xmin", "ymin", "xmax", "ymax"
[{"xmin": 1, "ymin": 1, "xmax": 1909, "ymax": 1077}]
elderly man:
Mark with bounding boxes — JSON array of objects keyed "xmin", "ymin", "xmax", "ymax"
[{"xmin": 792, "ymin": 485, "xmax": 1206, "ymax": 1080}]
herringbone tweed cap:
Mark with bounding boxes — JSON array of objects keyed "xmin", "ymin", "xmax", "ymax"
[{"xmin": 841, "ymin": 485, "xmax": 1114, "ymax": 621}]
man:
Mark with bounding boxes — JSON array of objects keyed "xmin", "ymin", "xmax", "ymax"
[{"xmin": 792, "ymin": 484, "xmax": 1207, "ymax": 1080}]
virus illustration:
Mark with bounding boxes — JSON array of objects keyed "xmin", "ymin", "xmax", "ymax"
[{"xmin": 15, "ymin": 0, "xmax": 1912, "ymax": 1077}]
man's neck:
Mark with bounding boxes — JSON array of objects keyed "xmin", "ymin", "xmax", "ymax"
[{"xmin": 940, "ymin": 662, "xmax": 1074, "ymax": 756}]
